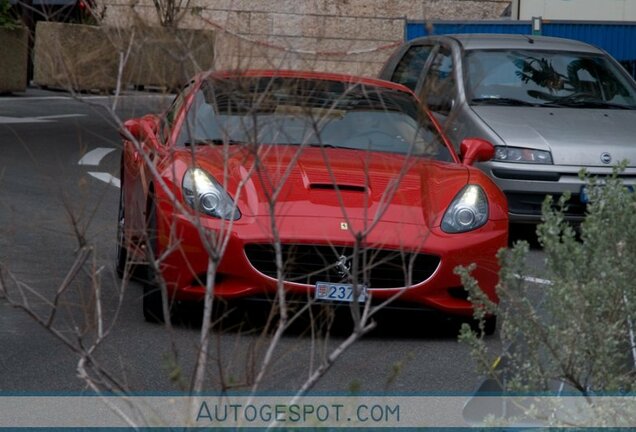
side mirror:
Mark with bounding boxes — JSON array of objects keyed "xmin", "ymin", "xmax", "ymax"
[
  {"xmin": 120, "ymin": 118, "xmax": 142, "ymax": 141},
  {"xmin": 460, "ymin": 138, "xmax": 495, "ymax": 166},
  {"xmin": 120, "ymin": 115, "xmax": 161, "ymax": 141}
]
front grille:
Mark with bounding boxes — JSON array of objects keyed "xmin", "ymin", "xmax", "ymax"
[
  {"xmin": 506, "ymin": 192, "xmax": 587, "ymax": 217},
  {"xmin": 244, "ymin": 244, "xmax": 440, "ymax": 289},
  {"xmin": 492, "ymin": 168, "xmax": 560, "ymax": 182}
]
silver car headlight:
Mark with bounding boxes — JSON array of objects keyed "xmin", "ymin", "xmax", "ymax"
[
  {"xmin": 182, "ymin": 168, "xmax": 240, "ymax": 220},
  {"xmin": 494, "ymin": 146, "xmax": 553, "ymax": 164},
  {"xmin": 442, "ymin": 185, "xmax": 488, "ymax": 233}
]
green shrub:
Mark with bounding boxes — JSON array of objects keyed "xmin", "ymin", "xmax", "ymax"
[
  {"xmin": 0, "ymin": 0, "xmax": 20, "ymax": 30},
  {"xmin": 459, "ymin": 164, "xmax": 636, "ymax": 397}
]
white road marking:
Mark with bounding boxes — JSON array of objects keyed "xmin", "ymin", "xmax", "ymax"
[
  {"xmin": 0, "ymin": 116, "xmax": 49, "ymax": 124},
  {"xmin": 0, "ymin": 96, "xmax": 79, "ymax": 101},
  {"xmin": 77, "ymin": 147, "xmax": 121, "ymax": 189},
  {"xmin": 0, "ymin": 96, "xmax": 107, "ymax": 102},
  {"xmin": 88, "ymin": 172, "xmax": 121, "ymax": 189},
  {"xmin": 0, "ymin": 94, "xmax": 172, "ymax": 102},
  {"xmin": 0, "ymin": 114, "xmax": 86, "ymax": 124},
  {"xmin": 38, "ymin": 114, "xmax": 87, "ymax": 120},
  {"xmin": 78, "ymin": 147, "xmax": 116, "ymax": 166},
  {"xmin": 516, "ymin": 274, "xmax": 552, "ymax": 285}
]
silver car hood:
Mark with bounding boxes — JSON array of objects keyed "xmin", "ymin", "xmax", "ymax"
[{"xmin": 472, "ymin": 106, "xmax": 636, "ymax": 166}]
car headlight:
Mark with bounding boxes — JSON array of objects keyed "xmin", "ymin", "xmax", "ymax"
[
  {"xmin": 182, "ymin": 168, "xmax": 240, "ymax": 220},
  {"xmin": 441, "ymin": 185, "xmax": 488, "ymax": 233},
  {"xmin": 494, "ymin": 146, "xmax": 552, "ymax": 164}
]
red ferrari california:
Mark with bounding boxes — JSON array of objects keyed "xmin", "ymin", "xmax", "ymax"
[{"xmin": 117, "ymin": 70, "xmax": 508, "ymax": 332}]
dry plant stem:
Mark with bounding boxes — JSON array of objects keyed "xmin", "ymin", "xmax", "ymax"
[
  {"xmin": 244, "ymin": 141, "xmax": 322, "ymax": 394},
  {"xmin": 2, "ymin": 258, "xmax": 128, "ymax": 393},
  {"xmin": 179, "ymin": 106, "xmax": 254, "ymax": 395},
  {"xmin": 152, "ymin": 0, "xmax": 190, "ymax": 27},
  {"xmin": 267, "ymin": 319, "xmax": 376, "ymax": 430},
  {"xmin": 46, "ymin": 245, "xmax": 92, "ymax": 327},
  {"xmin": 112, "ymin": 29, "xmax": 136, "ymax": 113},
  {"xmin": 297, "ymin": 320, "xmax": 376, "ymax": 395},
  {"xmin": 70, "ymin": 54, "xmax": 201, "ymax": 390},
  {"xmin": 192, "ymin": 258, "xmax": 217, "ymax": 392},
  {"xmin": 250, "ymin": 85, "xmax": 409, "ymax": 395},
  {"xmin": 622, "ymin": 293, "xmax": 636, "ymax": 368},
  {"xmin": 80, "ymin": 60, "xmax": 235, "ymax": 398},
  {"xmin": 244, "ymin": 96, "xmax": 358, "ymax": 396},
  {"xmin": 63, "ymin": 63, "xmax": 425, "ymax": 408},
  {"xmin": 248, "ymin": 213, "xmax": 287, "ymax": 395},
  {"xmin": 91, "ymin": 252, "xmax": 104, "ymax": 339},
  {"xmin": 77, "ymin": 358, "xmax": 139, "ymax": 428}
]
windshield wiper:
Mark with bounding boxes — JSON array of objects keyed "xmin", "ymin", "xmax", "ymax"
[
  {"xmin": 184, "ymin": 139, "xmax": 244, "ymax": 146},
  {"xmin": 307, "ymin": 143, "xmax": 363, "ymax": 151},
  {"xmin": 543, "ymin": 97, "xmax": 636, "ymax": 110},
  {"xmin": 470, "ymin": 97, "xmax": 540, "ymax": 107}
]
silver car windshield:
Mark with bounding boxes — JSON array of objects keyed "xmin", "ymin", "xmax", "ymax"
[{"xmin": 465, "ymin": 49, "xmax": 636, "ymax": 109}]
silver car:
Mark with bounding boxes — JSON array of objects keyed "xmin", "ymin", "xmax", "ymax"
[{"xmin": 380, "ymin": 34, "xmax": 636, "ymax": 222}]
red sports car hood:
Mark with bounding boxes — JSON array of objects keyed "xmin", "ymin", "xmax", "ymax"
[{"xmin": 178, "ymin": 145, "xmax": 470, "ymax": 228}]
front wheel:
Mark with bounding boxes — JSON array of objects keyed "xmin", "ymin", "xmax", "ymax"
[
  {"xmin": 484, "ymin": 315, "xmax": 497, "ymax": 336},
  {"xmin": 471, "ymin": 315, "xmax": 497, "ymax": 336},
  {"xmin": 142, "ymin": 200, "xmax": 168, "ymax": 323},
  {"xmin": 143, "ymin": 282, "xmax": 167, "ymax": 323},
  {"xmin": 142, "ymin": 199, "xmax": 189, "ymax": 324}
]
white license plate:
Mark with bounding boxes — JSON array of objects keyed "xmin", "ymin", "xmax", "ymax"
[
  {"xmin": 580, "ymin": 185, "xmax": 593, "ymax": 204},
  {"xmin": 314, "ymin": 282, "xmax": 368, "ymax": 303}
]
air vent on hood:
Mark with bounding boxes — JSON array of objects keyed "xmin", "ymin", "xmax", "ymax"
[{"xmin": 308, "ymin": 183, "xmax": 367, "ymax": 193}]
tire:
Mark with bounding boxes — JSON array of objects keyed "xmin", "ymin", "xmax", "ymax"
[
  {"xmin": 142, "ymin": 200, "xmax": 166, "ymax": 322},
  {"xmin": 143, "ymin": 262, "xmax": 185, "ymax": 324},
  {"xmin": 115, "ymin": 184, "xmax": 127, "ymax": 278},
  {"xmin": 472, "ymin": 315, "xmax": 497, "ymax": 336},
  {"xmin": 143, "ymin": 282, "xmax": 166, "ymax": 323},
  {"xmin": 485, "ymin": 316, "xmax": 497, "ymax": 336},
  {"xmin": 142, "ymin": 198, "xmax": 183, "ymax": 323}
]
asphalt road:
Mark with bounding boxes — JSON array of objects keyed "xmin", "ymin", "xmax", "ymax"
[{"xmin": 0, "ymin": 89, "xmax": 547, "ymax": 394}]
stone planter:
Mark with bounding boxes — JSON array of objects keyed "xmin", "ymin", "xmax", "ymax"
[
  {"xmin": 33, "ymin": 22, "xmax": 119, "ymax": 91},
  {"xmin": 0, "ymin": 27, "xmax": 29, "ymax": 93},
  {"xmin": 33, "ymin": 21, "xmax": 215, "ymax": 92},
  {"xmin": 125, "ymin": 26, "xmax": 215, "ymax": 90}
]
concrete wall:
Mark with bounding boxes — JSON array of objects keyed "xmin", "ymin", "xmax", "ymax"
[
  {"xmin": 0, "ymin": 28, "xmax": 29, "ymax": 93},
  {"xmin": 100, "ymin": 0, "xmax": 510, "ymax": 75},
  {"xmin": 33, "ymin": 22, "xmax": 215, "ymax": 91}
]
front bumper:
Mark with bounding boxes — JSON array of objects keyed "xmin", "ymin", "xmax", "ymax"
[
  {"xmin": 483, "ymin": 162, "xmax": 636, "ymax": 222},
  {"xmin": 156, "ymin": 211, "xmax": 507, "ymax": 318}
]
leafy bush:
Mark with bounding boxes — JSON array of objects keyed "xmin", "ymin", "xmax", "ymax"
[
  {"xmin": 0, "ymin": 0, "xmax": 20, "ymax": 30},
  {"xmin": 459, "ymin": 165, "xmax": 636, "ymax": 398}
]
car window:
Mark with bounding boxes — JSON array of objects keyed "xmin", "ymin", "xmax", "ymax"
[
  {"xmin": 177, "ymin": 77, "xmax": 453, "ymax": 162},
  {"xmin": 420, "ymin": 47, "xmax": 456, "ymax": 113},
  {"xmin": 163, "ymin": 82, "xmax": 193, "ymax": 140},
  {"xmin": 391, "ymin": 45, "xmax": 433, "ymax": 91},
  {"xmin": 464, "ymin": 49, "xmax": 636, "ymax": 108}
]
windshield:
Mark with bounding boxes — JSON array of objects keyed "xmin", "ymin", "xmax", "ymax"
[
  {"xmin": 177, "ymin": 77, "xmax": 452, "ymax": 161},
  {"xmin": 464, "ymin": 49, "xmax": 636, "ymax": 109}
]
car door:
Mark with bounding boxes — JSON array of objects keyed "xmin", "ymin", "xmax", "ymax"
[{"xmin": 416, "ymin": 43, "xmax": 459, "ymax": 129}]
